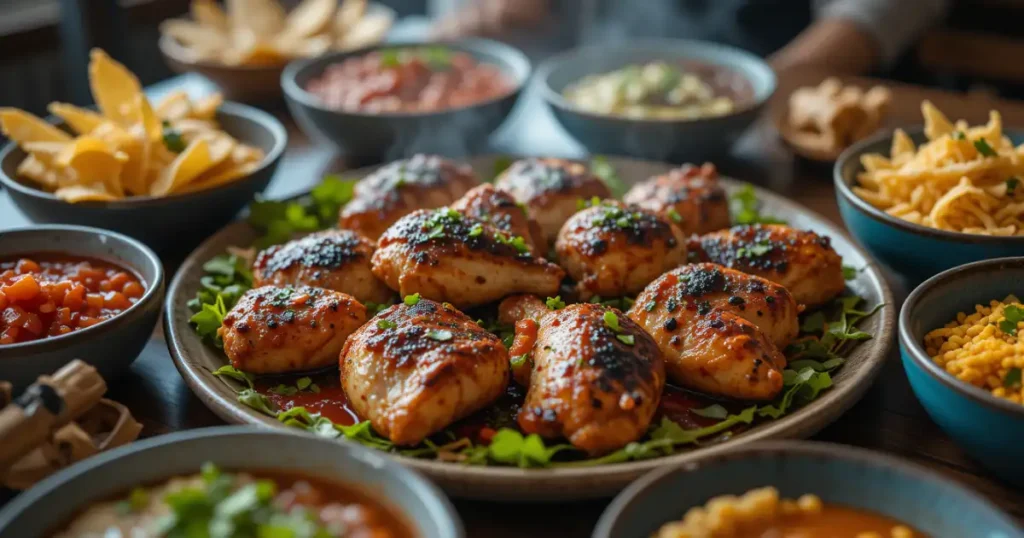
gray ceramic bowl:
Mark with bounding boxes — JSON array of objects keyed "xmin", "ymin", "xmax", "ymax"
[
  {"xmin": 159, "ymin": 3, "xmax": 396, "ymax": 103},
  {"xmin": 899, "ymin": 257, "xmax": 1024, "ymax": 487},
  {"xmin": 835, "ymin": 128, "xmax": 1024, "ymax": 280},
  {"xmin": 0, "ymin": 426, "xmax": 464, "ymax": 538},
  {"xmin": 0, "ymin": 102, "xmax": 287, "ymax": 253},
  {"xmin": 536, "ymin": 39, "xmax": 776, "ymax": 162},
  {"xmin": 0, "ymin": 225, "xmax": 164, "ymax": 390},
  {"xmin": 281, "ymin": 39, "xmax": 530, "ymax": 164},
  {"xmin": 594, "ymin": 441, "xmax": 1023, "ymax": 538}
]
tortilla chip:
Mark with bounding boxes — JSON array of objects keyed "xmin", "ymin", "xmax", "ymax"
[
  {"xmin": 154, "ymin": 91, "xmax": 192, "ymax": 122},
  {"xmin": 283, "ymin": 0, "xmax": 337, "ymax": 39},
  {"xmin": 149, "ymin": 138, "xmax": 213, "ymax": 196},
  {"xmin": 189, "ymin": 93, "xmax": 223, "ymax": 121},
  {"xmin": 48, "ymin": 103, "xmax": 106, "ymax": 135},
  {"xmin": 56, "ymin": 136, "xmax": 127, "ymax": 196},
  {"xmin": 0, "ymin": 108, "xmax": 72, "ymax": 144},
  {"xmin": 191, "ymin": 0, "xmax": 229, "ymax": 32},
  {"xmin": 88, "ymin": 49, "xmax": 144, "ymax": 127},
  {"xmin": 180, "ymin": 159, "xmax": 259, "ymax": 193},
  {"xmin": 55, "ymin": 184, "xmax": 119, "ymax": 203},
  {"xmin": 17, "ymin": 154, "xmax": 64, "ymax": 188}
]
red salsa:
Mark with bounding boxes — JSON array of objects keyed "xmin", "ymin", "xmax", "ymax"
[
  {"xmin": 0, "ymin": 254, "xmax": 145, "ymax": 344},
  {"xmin": 305, "ymin": 47, "xmax": 515, "ymax": 113}
]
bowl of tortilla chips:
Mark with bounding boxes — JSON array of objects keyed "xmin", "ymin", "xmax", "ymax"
[
  {"xmin": 0, "ymin": 49, "xmax": 287, "ymax": 251},
  {"xmin": 158, "ymin": 0, "xmax": 394, "ymax": 103}
]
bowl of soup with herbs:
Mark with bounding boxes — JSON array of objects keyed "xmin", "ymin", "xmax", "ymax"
[
  {"xmin": 0, "ymin": 427, "xmax": 462, "ymax": 538},
  {"xmin": 594, "ymin": 441, "xmax": 1022, "ymax": 538}
]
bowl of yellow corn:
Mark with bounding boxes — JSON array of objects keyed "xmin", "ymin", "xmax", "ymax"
[{"xmin": 899, "ymin": 256, "xmax": 1024, "ymax": 486}]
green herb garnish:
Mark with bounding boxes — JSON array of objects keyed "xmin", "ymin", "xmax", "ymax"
[
  {"xmin": 161, "ymin": 120, "xmax": 186, "ymax": 153},
  {"xmin": 953, "ymin": 131, "xmax": 966, "ymax": 140},
  {"xmin": 999, "ymin": 305, "xmax": 1024, "ymax": 335},
  {"xmin": 730, "ymin": 184, "xmax": 787, "ymax": 225},
  {"xmin": 404, "ymin": 293, "xmax": 421, "ymax": 306},
  {"xmin": 591, "ymin": 156, "xmax": 627, "ymax": 197},
  {"xmin": 1008, "ymin": 177, "xmax": 1020, "ymax": 195},
  {"xmin": 842, "ymin": 265, "xmax": 858, "ymax": 280},
  {"xmin": 377, "ymin": 319, "xmax": 397, "ymax": 330},
  {"xmin": 426, "ymin": 329, "xmax": 454, "ymax": 341},
  {"xmin": 691, "ymin": 404, "xmax": 729, "ymax": 419},
  {"xmin": 666, "ymin": 208, "xmax": 683, "ymax": 224},
  {"xmin": 468, "ymin": 223, "xmax": 483, "ymax": 237},
  {"xmin": 545, "ymin": 296, "xmax": 566, "ymax": 310},
  {"xmin": 974, "ymin": 138, "xmax": 998, "ymax": 157},
  {"xmin": 616, "ymin": 334, "xmax": 635, "ymax": 345},
  {"xmin": 603, "ymin": 310, "xmax": 621, "ymax": 331},
  {"xmin": 1004, "ymin": 367, "xmax": 1022, "ymax": 389}
]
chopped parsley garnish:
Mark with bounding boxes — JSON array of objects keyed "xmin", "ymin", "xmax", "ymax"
[
  {"xmin": 590, "ymin": 156, "xmax": 627, "ymax": 197},
  {"xmin": 616, "ymin": 334, "xmax": 635, "ymax": 345},
  {"xmin": 404, "ymin": 293, "xmax": 421, "ymax": 306},
  {"xmin": 495, "ymin": 232, "xmax": 530, "ymax": 254},
  {"xmin": 974, "ymin": 138, "xmax": 997, "ymax": 157},
  {"xmin": 842, "ymin": 265, "xmax": 858, "ymax": 280},
  {"xmin": 247, "ymin": 175, "xmax": 356, "ymax": 248},
  {"xmin": 735, "ymin": 241, "xmax": 771, "ymax": 259},
  {"xmin": 730, "ymin": 184, "xmax": 787, "ymax": 225},
  {"xmin": 1004, "ymin": 367, "xmax": 1022, "ymax": 389},
  {"xmin": 952, "ymin": 130, "xmax": 966, "ymax": 140},
  {"xmin": 666, "ymin": 208, "xmax": 683, "ymax": 224},
  {"xmin": 1008, "ymin": 177, "xmax": 1020, "ymax": 195},
  {"xmin": 426, "ymin": 329, "xmax": 454, "ymax": 341},
  {"xmin": 161, "ymin": 120, "xmax": 186, "ymax": 153},
  {"xmin": 603, "ymin": 310, "xmax": 621, "ymax": 331},
  {"xmin": 577, "ymin": 196, "xmax": 603, "ymax": 210},
  {"xmin": 296, "ymin": 377, "xmax": 312, "ymax": 390},
  {"xmin": 377, "ymin": 319, "xmax": 397, "ymax": 330},
  {"xmin": 999, "ymin": 305, "xmax": 1024, "ymax": 335},
  {"xmin": 545, "ymin": 296, "xmax": 566, "ymax": 310},
  {"xmin": 510, "ymin": 354, "xmax": 529, "ymax": 368},
  {"xmin": 468, "ymin": 223, "xmax": 483, "ymax": 237}
]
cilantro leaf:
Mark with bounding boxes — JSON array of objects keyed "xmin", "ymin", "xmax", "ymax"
[
  {"xmin": 842, "ymin": 265, "xmax": 858, "ymax": 280},
  {"xmin": 999, "ymin": 305, "xmax": 1024, "ymax": 335},
  {"xmin": 974, "ymin": 138, "xmax": 998, "ymax": 157},
  {"xmin": 730, "ymin": 184, "xmax": 787, "ymax": 225},
  {"xmin": 1004, "ymin": 367, "xmax": 1022, "ymax": 389},
  {"xmin": 211, "ymin": 365, "xmax": 254, "ymax": 390},
  {"xmin": 545, "ymin": 296, "xmax": 566, "ymax": 310},
  {"xmin": 691, "ymin": 404, "xmax": 729, "ymax": 419},
  {"xmin": 591, "ymin": 156, "xmax": 627, "ymax": 197}
]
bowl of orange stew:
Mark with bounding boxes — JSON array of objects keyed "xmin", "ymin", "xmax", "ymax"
[
  {"xmin": 595, "ymin": 441, "xmax": 1022, "ymax": 538},
  {"xmin": 0, "ymin": 225, "xmax": 164, "ymax": 389},
  {"xmin": 282, "ymin": 39, "xmax": 529, "ymax": 164},
  {"xmin": 0, "ymin": 426, "xmax": 462, "ymax": 538}
]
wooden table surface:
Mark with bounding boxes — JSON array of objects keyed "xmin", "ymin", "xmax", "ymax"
[{"xmin": 2, "ymin": 72, "xmax": 1023, "ymax": 537}]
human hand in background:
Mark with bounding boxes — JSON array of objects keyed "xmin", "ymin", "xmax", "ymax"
[{"xmin": 431, "ymin": 0, "xmax": 550, "ymax": 39}]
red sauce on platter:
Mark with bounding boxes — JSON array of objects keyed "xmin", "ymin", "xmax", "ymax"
[
  {"xmin": 0, "ymin": 254, "xmax": 145, "ymax": 345},
  {"xmin": 305, "ymin": 47, "xmax": 515, "ymax": 113},
  {"xmin": 256, "ymin": 373, "xmax": 360, "ymax": 426}
]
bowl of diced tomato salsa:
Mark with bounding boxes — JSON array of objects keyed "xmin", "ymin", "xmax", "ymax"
[{"xmin": 0, "ymin": 225, "xmax": 164, "ymax": 389}]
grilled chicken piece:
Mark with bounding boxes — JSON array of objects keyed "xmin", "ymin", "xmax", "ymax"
[
  {"xmin": 450, "ymin": 183, "xmax": 545, "ymax": 255},
  {"xmin": 495, "ymin": 158, "xmax": 611, "ymax": 245},
  {"xmin": 371, "ymin": 208, "xmax": 565, "ymax": 309},
  {"xmin": 627, "ymin": 264, "xmax": 792, "ymax": 400},
  {"xmin": 689, "ymin": 224, "xmax": 845, "ymax": 308},
  {"xmin": 252, "ymin": 229, "xmax": 393, "ymax": 305},
  {"xmin": 504, "ymin": 299, "xmax": 665, "ymax": 455},
  {"xmin": 219, "ymin": 286, "xmax": 366, "ymax": 374},
  {"xmin": 623, "ymin": 162, "xmax": 731, "ymax": 236},
  {"xmin": 338, "ymin": 154, "xmax": 479, "ymax": 240},
  {"xmin": 555, "ymin": 201, "xmax": 686, "ymax": 299},
  {"xmin": 340, "ymin": 299, "xmax": 509, "ymax": 445}
]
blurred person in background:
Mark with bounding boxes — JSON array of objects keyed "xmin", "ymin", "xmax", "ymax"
[{"xmin": 431, "ymin": 0, "xmax": 951, "ymax": 78}]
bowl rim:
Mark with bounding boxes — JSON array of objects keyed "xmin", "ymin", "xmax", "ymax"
[
  {"xmin": 534, "ymin": 37, "xmax": 777, "ymax": 125},
  {"xmin": 280, "ymin": 37, "xmax": 531, "ymax": 120},
  {"xmin": 0, "ymin": 224, "xmax": 165, "ymax": 354},
  {"xmin": 157, "ymin": 1, "xmax": 397, "ymax": 72},
  {"xmin": 592, "ymin": 440, "xmax": 1023, "ymax": 538},
  {"xmin": 899, "ymin": 256, "xmax": 1024, "ymax": 418},
  {"xmin": 834, "ymin": 126, "xmax": 1024, "ymax": 245},
  {"xmin": 0, "ymin": 101, "xmax": 288, "ymax": 208},
  {"xmin": 0, "ymin": 425, "xmax": 465, "ymax": 538}
]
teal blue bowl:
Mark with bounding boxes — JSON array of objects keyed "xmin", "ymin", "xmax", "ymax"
[
  {"xmin": 595, "ymin": 441, "xmax": 1022, "ymax": 538},
  {"xmin": 899, "ymin": 257, "xmax": 1024, "ymax": 487},
  {"xmin": 835, "ymin": 129, "xmax": 1024, "ymax": 281}
]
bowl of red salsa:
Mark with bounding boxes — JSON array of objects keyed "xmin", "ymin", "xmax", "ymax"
[
  {"xmin": 282, "ymin": 39, "xmax": 529, "ymax": 164},
  {"xmin": 0, "ymin": 225, "xmax": 164, "ymax": 389}
]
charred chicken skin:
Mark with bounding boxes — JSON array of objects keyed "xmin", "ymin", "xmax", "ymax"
[
  {"xmin": 555, "ymin": 201, "xmax": 686, "ymax": 300},
  {"xmin": 219, "ymin": 286, "xmax": 366, "ymax": 374},
  {"xmin": 495, "ymin": 158, "xmax": 612, "ymax": 245},
  {"xmin": 627, "ymin": 264, "xmax": 796, "ymax": 401},
  {"xmin": 504, "ymin": 298, "xmax": 665, "ymax": 456},
  {"xmin": 450, "ymin": 183, "xmax": 546, "ymax": 255},
  {"xmin": 252, "ymin": 229, "xmax": 393, "ymax": 305},
  {"xmin": 371, "ymin": 208, "xmax": 565, "ymax": 309},
  {"xmin": 689, "ymin": 224, "xmax": 845, "ymax": 308},
  {"xmin": 623, "ymin": 162, "xmax": 731, "ymax": 236},
  {"xmin": 339, "ymin": 299, "xmax": 509, "ymax": 445},
  {"xmin": 338, "ymin": 154, "xmax": 479, "ymax": 240}
]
